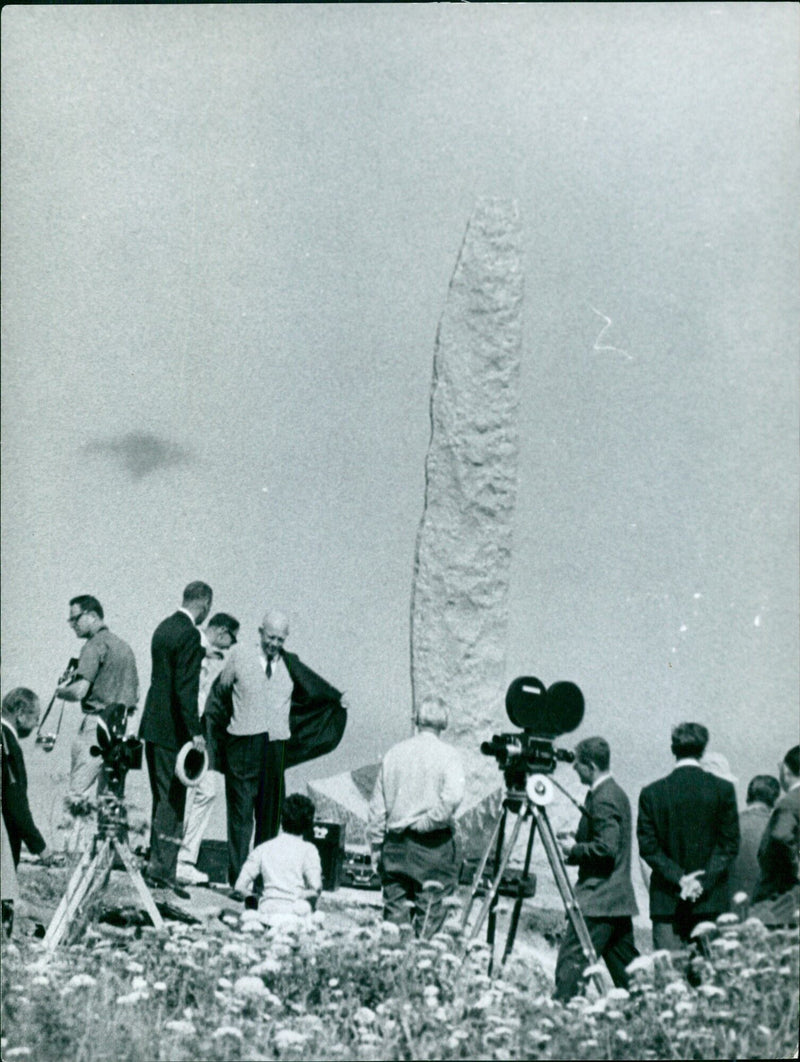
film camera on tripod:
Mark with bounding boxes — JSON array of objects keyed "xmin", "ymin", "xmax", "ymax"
[{"xmin": 461, "ymin": 676, "xmax": 604, "ymax": 988}]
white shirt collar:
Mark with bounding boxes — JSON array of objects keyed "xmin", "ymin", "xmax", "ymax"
[
  {"xmin": 178, "ymin": 607, "xmax": 196, "ymax": 624},
  {"xmin": 1, "ymin": 717, "xmax": 18, "ymax": 739},
  {"xmin": 591, "ymin": 771, "xmax": 612, "ymax": 792},
  {"xmin": 674, "ymin": 758, "xmax": 702, "ymax": 768},
  {"xmin": 789, "ymin": 780, "xmax": 800, "ymax": 792}
]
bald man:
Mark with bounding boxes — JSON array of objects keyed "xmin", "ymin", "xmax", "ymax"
[{"xmin": 210, "ymin": 610, "xmax": 347, "ymax": 886}]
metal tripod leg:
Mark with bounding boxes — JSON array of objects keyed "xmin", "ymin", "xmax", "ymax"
[
  {"xmin": 532, "ymin": 804, "xmax": 605, "ymax": 996},
  {"xmin": 465, "ymin": 803, "xmax": 528, "ymax": 946},
  {"xmin": 500, "ymin": 807, "xmax": 538, "ymax": 966},
  {"xmin": 460, "ymin": 806, "xmax": 506, "ymax": 932}
]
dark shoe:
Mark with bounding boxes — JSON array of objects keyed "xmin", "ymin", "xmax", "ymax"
[{"xmin": 143, "ymin": 872, "xmax": 189, "ymax": 901}]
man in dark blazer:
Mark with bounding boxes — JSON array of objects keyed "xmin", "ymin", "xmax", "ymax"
[
  {"xmin": 638, "ymin": 722, "xmax": 739, "ymax": 949},
  {"xmin": 554, "ymin": 736, "xmax": 639, "ymax": 1002},
  {"xmin": 1, "ymin": 688, "xmax": 51, "ymax": 868},
  {"xmin": 729, "ymin": 774, "xmax": 780, "ymax": 901},
  {"xmin": 138, "ymin": 581, "xmax": 212, "ymax": 895}
]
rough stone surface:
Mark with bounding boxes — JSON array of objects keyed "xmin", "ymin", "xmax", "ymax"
[{"xmin": 410, "ymin": 199, "xmax": 523, "ymax": 749}]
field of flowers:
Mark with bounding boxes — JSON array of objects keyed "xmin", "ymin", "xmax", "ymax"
[{"xmin": 1, "ymin": 896, "xmax": 798, "ymax": 1062}]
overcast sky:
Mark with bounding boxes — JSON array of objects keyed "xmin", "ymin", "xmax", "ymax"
[{"xmin": 1, "ymin": 4, "xmax": 797, "ymax": 824}]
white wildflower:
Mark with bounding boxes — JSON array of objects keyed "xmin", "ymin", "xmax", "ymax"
[
  {"xmin": 607, "ymin": 987, "xmax": 630, "ymax": 1002},
  {"xmin": 354, "ymin": 1006, "xmax": 377, "ymax": 1025},
  {"xmin": 125, "ymin": 960, "xmax": 145, "ymax": 974},
  {"xmin": 716, "ymin": 912, "xmax": 739, "ymax": 925},
  {"xmin": 116, "ymin": 991, "xmax": 145, "ymax": 1005},
  {"xmin": 217, "ymin": 977, "xmax": 233, "ymax": 989},
  {"xmin": 274, "ymin": 1029, "xmax": 308, "ymax": 1049},
  {"xmin": 152, "ymin": 982, "xmax": 167, "ymax": 992},
  {"xmin": 131, "ymin": 976, "xmax": 148, "ymax": 992},
  {"xmin": 625, "ymin": 954, "xmax": 654, "ymax": 974},
  {"xmin": 164, "ymin": 1020, "xmax": 196, "ymax": 1036},
  {"xmin": 66, "ymin": 974, "xmax": 97, "ymax": 989},
  {"xmin": 233, "ymin": 975, "xmax": 269, "ymax": 998},
  {"xmin": 690, "ymin": 921, "xmax": 717, "ymax": 938},
  {"xmin": 732, "ymin": 891, "xmax": 749, "ymax": 906},
  {"xmin": 212, "ymin": 1027, "xmax": 243, "ymax": 1041}
]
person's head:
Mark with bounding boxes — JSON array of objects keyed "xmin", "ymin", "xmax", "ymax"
[
  {"xmin": 573, "ymin": 736, "xmax": 610, "ymax": 786},
  {"xmin": 746, "ymin": 774, "xmax": 781, "ymax": 808},
  {"xmin": 67, "ymin": 595, "xmax": 105, "ymax": 639},
  {"xmin": 259, "ymin": 610, "xmax": 290, "ymax": 661},
  {"xmin": 281, "ymin": 793, "xmax": 316, "ymax": 837},
  {"xmin": 182, "ymin": 581, "xmax": 213, "ymax": 625},
  {"xmin": 779, "ymin": 745, "xmax": 800, "ymax": 791},
  {"xmin": 206, "ymin": 612, "xmax": 239, "ymax": 651},
  {"xmin": 1, "ymin": 687, "xmax": 41, "ymax": 738},
  {"xmin": 670, "ymin": 722, "xmax": 709, "ymax": 761},
  {"xmin": 700, "ymin": 751, "xmax": 738, "ymax": 786},
  {"xmin": 415, "ymin": 698, "xmax": 449, "ymax": 734}
]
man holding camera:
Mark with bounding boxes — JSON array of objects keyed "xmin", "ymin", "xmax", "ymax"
[
  {"xmin": 138, "ymin": 581, "xmax": 212, "ymax": 897},
  {"xmin": 638, "ymin": 722, "xmax": 739, "ymax": 949},
  {"xmin": 554, "ymin": 737, "xmax": 639, "ymax": 1002},
  {"xmin": 58, "ymin": 595, "xmax": 139, "ymax": 849}
]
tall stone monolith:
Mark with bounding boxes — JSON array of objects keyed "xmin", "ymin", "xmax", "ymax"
[{"xmin": 410, "ymin": 199, "xmax": 523, "ymax": 749}]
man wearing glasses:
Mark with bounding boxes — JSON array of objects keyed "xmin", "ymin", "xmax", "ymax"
[{"xmin": 58, "ymin": 595, "xmax": 139, "ymax": 849}]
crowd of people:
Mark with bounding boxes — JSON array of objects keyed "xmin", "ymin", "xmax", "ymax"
[{"xmin": 1, "ymin": 583, "xmax": 798, "ymax": 1006}]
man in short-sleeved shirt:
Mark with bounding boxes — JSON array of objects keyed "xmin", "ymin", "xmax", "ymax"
[{"xmin": 57, "ymin": 596, "xmax": 139, "ymax": 813}]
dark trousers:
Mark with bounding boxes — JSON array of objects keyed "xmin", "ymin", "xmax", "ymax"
[
  {"xmin": 224, "ymin": 733, "xmax": 286, "ymax": 885},
  {"xmin": 379, "ymin": 829, "xmax": 458, "ymax": 938},
  {"xmin": 145, "ymin": 742, "xmax": 186, "ymax": 886},
  {"xmin": 652, "ymin": 902, "xmax": 724, "ymax": 951},
  {"xmin": 554, "ymin": 915, "xmax": 638, "ymax": 1002}
]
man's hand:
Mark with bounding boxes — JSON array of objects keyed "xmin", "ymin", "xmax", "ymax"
[
  {"xmin": 192, "ymin": 734, "xmax": 207, "ymax": 753},
  {"xmin": 679, "ymin": 869, "xmax": 705, "ymax": 902},
  {"xmin": 340, "ymin": 693, "xmax": 350, "ymax": 711},
  {"xmin": 557, "ymin": 831, "xmax": 576, "ymax": 860}
]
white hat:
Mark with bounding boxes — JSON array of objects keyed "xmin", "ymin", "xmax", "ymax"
[{"xmin": 175, "ymin": 742, "xmax": 209, "ymax": 787}]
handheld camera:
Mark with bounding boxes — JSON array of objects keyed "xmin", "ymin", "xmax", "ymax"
[{"xmin": 481, "ymin": 676, "xmax": 584, "ymax": 792}]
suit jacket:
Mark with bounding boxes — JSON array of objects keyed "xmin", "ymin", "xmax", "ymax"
[
  {"xmin": 568, "ymin": 776, "xmax": 638, "ymax": 918},
  {"xmin": 753, "ymin": 786, "xmax": 800, "ymax": 902},
  {"xmin": 138, "ymin": 611, "xmax": 205, "ymax": 751},
  {"xmin": 1, "ymin": 720, "xmax": 46, "ymax": 866},
  {"xmin": 637, "ymin": 763, "xmax": 739, "ymax": 918},
  {"xmin": 729, "ymin": 803, "xmax": 771, "ymax": 901},
  {"xmin": 204, "ymin": 649, "xmax": 346, "ymax": 773}
]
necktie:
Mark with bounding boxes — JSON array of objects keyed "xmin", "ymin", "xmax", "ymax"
[{"xmin": 266, "ymin": 659, "xmax": 273, "ymax": 679}]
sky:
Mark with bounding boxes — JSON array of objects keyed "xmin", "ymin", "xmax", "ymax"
[{"xmin": 1, "ymin": 3, "xmax": 798, "ymax": 836}]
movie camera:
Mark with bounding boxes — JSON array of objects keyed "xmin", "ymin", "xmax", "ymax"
[
  {"xmin": 480, "ymin": 676, "xmax": 584, "ymax": 790},
  {"xmin": 88, "ymin": 702, "xmax": 142, "ymax": 789}
]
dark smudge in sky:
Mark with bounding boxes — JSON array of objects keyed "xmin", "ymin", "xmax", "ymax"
[{"xmin": 83, "ymin": 431, "xmax": 193, "ymax": 479}]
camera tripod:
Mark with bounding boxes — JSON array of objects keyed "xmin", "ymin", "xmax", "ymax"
[
  {"xmin": 41, "ymin": 783, "xmax": 164, "ymax": 954},
  {"xmin": 461, "ymin": 772, "xmax": 605, "ymax": 993}
]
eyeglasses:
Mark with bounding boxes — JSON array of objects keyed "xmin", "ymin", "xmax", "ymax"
[{"xmin": 67, "ymin": 612, "xmax": 86, "ymax": 625}]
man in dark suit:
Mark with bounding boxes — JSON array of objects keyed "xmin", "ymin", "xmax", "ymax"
[
  {"xmin": 638, "ymin": 722, "xmax": 739, "ymax": 949},
  {"xmin": 138, "ymin": 581, "xmax": 212, "ymax": 895},
  {"xmin": 752, "ymin": 745, "xmax": 800, "ymax": 922},
  {"xmin": 554, "ymin": 737, "xmax": 639, "ymax": 1002},
  {"xmin": 1, "ymin": 688, "xmax": 52, "ymax": 868}
]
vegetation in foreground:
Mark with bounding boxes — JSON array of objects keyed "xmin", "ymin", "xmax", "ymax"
[{"xmin": 1, "ymin": 896, "xmax": 798, "ymax": 1062}]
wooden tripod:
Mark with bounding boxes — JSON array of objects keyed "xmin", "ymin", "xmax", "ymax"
[{"xmin": 41, "ymin": 791, "xmax": 164, "ymax": 954}]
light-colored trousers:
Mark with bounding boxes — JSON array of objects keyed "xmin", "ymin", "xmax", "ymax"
[{"xmin": 178, "ymin": 769, "xmax": 220, "ymax": 866}]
